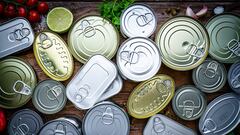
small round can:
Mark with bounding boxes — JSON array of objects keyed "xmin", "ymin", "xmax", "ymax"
[
  {"xmin": 0, "ymin": 57, "xmax": 37, "ymax": 109},
  {"xmin": 82, "ymin": 101, "xmax": 130, "ymax": 135},
  {"xmin": 8, "ymin": 109, "xmax": 43, "ymax": 135},
  {"xmin": 172, "ymin": 85, "xmax": 207, "ymax": 120},
  {"xmin": 32, "ymin": 79, "xmax": 67, "ymax": 114},
  {"xmin": 192, "ymin": 58, "xmax": 227, "ymax": 93},
  {"xmin": 155, "ymin": 16, "xmax": 209, "ymax": 71},
  {"xmin": 206, "ymin": 13, "xmax": 240, "ymax": 63},
  {"xmin": 120, "ymin": 4, "xmax": 157, "ymax": 38},
  {"xmin": 68, "ymin": 15, "xmax": 119, "ymax": 63},
  {"xmin": 116, "ymin": 37, "xmax": 161, "ymax": 82},
  {"xmin": 228, "ymin": 61, "xmax": 240, "ymax": 94}
]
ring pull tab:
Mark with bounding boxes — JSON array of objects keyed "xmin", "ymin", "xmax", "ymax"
[
  {"xmin": 120, "ymin": 51, "xmax": 139, "ymax": 64},
  {"xmin": 231, "ymin": 74, "xmax": 240, "ymax": 89},
  {"xmin": 163, "ymin": 79, "xmax": 172, "ymax": 89},
  {"xmin": 75, "ymin": 85, "xmax": 89, "ymax": 103},
  {"xmin": 227, "ymin": 39, "xmax": 240, "ymax": 56},
  {"xmin": 153, "ymin": 117, "xmax": 165, "ymax": 133},
  {"xmin": 136, "ymin": 13, "xmax": 153, "ymax": 27},
  {"xmin": 183, "ymin": 41, "xmax": 204, "ymax": 58},
  {"xmin": 83, "ymin": 26, "xmax": 96, "ymax": 38},
  {"xmin": 54, "ymin": 123, "xmax": 66, "ymax": 135},
  {"xmin": 101, "ymin": 107, "xmax": 114, "ymax": 125},
  {"xmin": 13, "ymin": 80, "xmax": 32, "ymax": 96},
  {"xmin": 15, "ymin": 123, "xmax": 29, "ymax": 135},
  {"xmin": 202, "ymin": 119, "xmax": 217, "ymax": 134},
  {"xmin": 47, "ymin": 85, "xmax": 62, "ymax": 101},
  {"xmin": 179, "ymin": 100, "xmax": 199, "ymax": 118},
  {"xmin": 39, "ymin": 33, "xmax": 53, "ymax": 49},
  {"xmin": 204, "ymin": 61, "xmax": 218, "ymax": 78}
]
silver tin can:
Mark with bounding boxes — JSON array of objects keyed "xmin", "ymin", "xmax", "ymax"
[
  {"xmin": 0, "ymin": 17, "xmax": 34, "ymax": 58},
  {"xmin": 120, "ymin": 4, "xmax": 157, "ymax": 38},
  {"xmin": 117, "ymin": 37, "xmax": 161, "ymax": 82}
]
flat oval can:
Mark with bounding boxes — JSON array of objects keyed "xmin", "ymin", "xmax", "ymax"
[{"xmin": 228, "ymin": 61, "xmax": 240, "ymax": 94}]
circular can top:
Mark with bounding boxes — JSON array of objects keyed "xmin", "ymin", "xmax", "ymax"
[
  {"xmin": 0, "ymin": 57, "xmax": 37, "ymax": 109},
  {"xmin": 32, "ymin": 79, "xmax": 67, "ymax": 114},
  {"xmin": 206, "ymin": 13, "xmax": 240, "ymax": 63},
  {"xmin": 228, "ymin": 61, "xmax": 240, "ymax": 94},
  {"xmin": 172, "ymin": 85, "xmax": 207, "ymax": 120},
  {"xmin": 193, "ymin": 58, "xmax": 227, "ymax": 93},
  {"xmin": 155, "ymin": 16, "xmax": 209, "ymax": 71},
  {"xmin": 82, "ymin": 102, "xmax": 130, "ymax": 135},
  {"xmin": 68, "ymin": 15, "xmax": 119, "ymax": 63},
  {"xmin": 8, "ymin": 109, "xmax": 43, "ymax": 135},
  {"xmin": 117, "ymin": 37, "xmax": 161, "ymax": 82},
  {"xmin": 120, "ymin": 4, "xmax": 157, "ymax": 38}
]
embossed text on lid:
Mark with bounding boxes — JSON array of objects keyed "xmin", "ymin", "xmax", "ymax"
[{"xmin": 228, "ymin": 61, "xmax": 240, "ymax": 94}]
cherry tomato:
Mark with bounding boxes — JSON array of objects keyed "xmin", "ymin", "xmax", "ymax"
[
  {"xmin": 0, "ymin": 109, "xmax": 6, "ymax": 132},
  {"xmin": 26, "ymin": 0, "xmax": 38, "ymax": 7},
  {"xmin": 0, "ymin": 2, "xmax": 4, "ymax": 15},
  {"xmin": 18, "ymin": 7, "xmax": 27, "ymax": 18},
  {"xmin": 28, "ymin": 10, "xmax": 40, "ymax": 23},
  {"xmin": 4, "ymin": 4, "xmax": 16, "ymax": 17},
  {"xmin": 37, "ymin": 2, "xmax": 48, "ymax": 14},
  {"xmin": 15, "ymin": 0, "xmax": 25, "ymax": 4}
]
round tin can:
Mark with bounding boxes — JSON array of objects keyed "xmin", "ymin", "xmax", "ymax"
[
  {"xmin": 172, "ymin": 85, "xmax": 207, "ymax": 120},
  {"xmin": 32, "ymin": 79, "xmax": 67, "ymax": 114},
  {"xmin": 82, "ymin": 101, "xmax": 130, "ymax": 135},
  {"xmin": 206, "ymin": 13, "xmax": 240, "ymax": 63},
  {"xmin": 127, "ymin": 74, "xmax": 175, "ymax": 119},
  {"xmin": 192, "ymin": 58, "xmax": 227, "ymax": 93},
  {"xmin": 120, "ymin": 4, "xmax": 157, "ymax": 38},
  {"xmin": 117, "ymin": 37, "xmax": 161, "ymax": 82},
  {"xmin": 155, "ymin": 16, "xmax": 209, "ymax": 71},
  {"xmin": 228, "ymin": 61, "xmax": 240, "ymax": 94},
  {"xmin": 0, "ymin": 57, "xmax": 37, "ymax": 109},
  {"xmin": 8, "ymin": 109, "xmax": 43, "ymax": 135},
  {"xmin": 33, "ymin": 31, "xmax": 74, "ymax": 81},
  {"xmin": 68, "ymin": 15, "xmax": 119, "ymax": 63}
]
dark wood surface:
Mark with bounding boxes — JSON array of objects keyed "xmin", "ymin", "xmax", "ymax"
[{"xmin": 2, "ymin": 0, "xmax": 240, "ymax": 135}]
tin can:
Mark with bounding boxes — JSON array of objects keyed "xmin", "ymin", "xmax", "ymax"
[
  {"xmin": 82, "ymin": 101, "xmax": 130, "ymax": 135},
  {"xmin": 120, "ymin": 4, "xmax": 157, "ymax": 38},
  {"xmin": 117, "ymin": 37, "xmax": 161, "ymax": 82},
  {"xmin": 143, "ymin": 114, "xmax": 197, "ymax": 135},
  {"xmin": 57, "ymin": 116, "xmax": 82, "ymax": 134},
  {"xmin": 228, "ymin": 61, "xmax": 240, "ymax": 94},
  {"xmin": 68, "ymin": 15, "xmax": 119, "ymax": 63},
  {"xmin": 33, "ymin": 31, "xmax": 74, "ymax": 81},
  {"xmin": 8, "ymin": 109, "xmax": 43, "ymax": 135},
  {"xmin": 127, "ymin": 74, "xmax": 175, "ymax": 119},
  {"xmin": 192, "ymin": 58, "xmax": 227, "ymax": 93},
  {"xmin": 66, "ymin": 55, "xmax": 117, "ymax": 110},
  {"xmin": 199, "ymin": 93, "xmax": 240, "ymax": 135},
  {"xmin": 0, "ymin": 17, "xmax": 34, "ymax": 59},
  {"xmin": 0, "ymin": 57, "xmax": 37, "ymax": 109},
  {"xmin": 206, "ymin": 13, "xmax": 240, "ymax": 63},
  {"xmin": 32, "ymin": 79, "xmax": 67, "ymax": 114},
  {"xmin": 155, "ymin": 16, "xmax": 209, "ymax": 71}
]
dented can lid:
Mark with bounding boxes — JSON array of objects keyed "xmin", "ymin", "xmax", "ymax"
[{"xmin": 228, "ymin": 61, "xmax": 240, "ymax": 94}]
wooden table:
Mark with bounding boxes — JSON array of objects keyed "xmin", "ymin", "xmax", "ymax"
[{"xmin": 2, "ymin": 0, "xmax": 240, "ymax": 134}]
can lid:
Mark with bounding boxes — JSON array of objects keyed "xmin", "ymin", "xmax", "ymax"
[
  {"xmin": 120, "ymin": 4, "xmax": 157, "ymax": 38},
  {"xmin": 228, "ymin": 61, "xmax": 240, "ymax": 94},
  {"xmin": 117, "ymin": 37, "xmax": 161, "ymax": 82},
  {"xmin": 82, "ymin": 102, "xmax": 130, "ymax": 135},
  {"xmin": 0, "ymin": 57, "xmax": 37, "ymax": 109},
  {"xmin": 32, "ymin": 79, "xmax": 67, "ymax": 114},
  {"xmin": 206, "ymin": 13, "xmax": 240, "ymax": 63},
  {"xmin": 57, "ymin": 116, "xmax": 82, "ymax": 132},
  {"xmin": 193, "ymin": 58, "xmax": 227, "ymax": 93},
  {"xmin": 8, "ymin": 109, "xmax": 43, "ymax": 135},
  {"xmin": 172, "ymin": 85, "xmax": 207, "ymax": 120},
  {"xmin": 68, "ymin": 15, "xmax": 119, "ymax": 63},
  {"xmin": 155, "ymin": 16, "xmax": 209, "ymax": 71}
]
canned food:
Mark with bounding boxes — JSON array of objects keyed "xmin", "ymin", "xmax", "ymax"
[
  {"xmin": 68, "ymin": 15, "xmax": 119, "ymax": 63},
  {"xmin": 0, "ymin": 17, "xmax": 34, "ymax": 59},
  {"xmin": 0, "ymin": 57, "xmax": 37, "ymax": 109},
  {"xmin": 192, "ymin": 58, "xmax": 227, "ymax": 93},
  {"xmin": 120, "ymin": 4, "xmax": 157, "ymax": 38},
  {"xmin": 33, "ymin": 31, "xmax": 74, "ymax": 81},
  {"xmin": 172, "ymin": 85, "xmax": 207, "ymax": 120},
  {"xmin": 143, "ymin": 114, "xmax": 197, "ymax": 135},
  {"xmin": 57, "ymin": 116, "xmax": 82, "ymax": 134},
  {"xmin": 127, "ymin": 74, "xmax": 175, "ymax": 119},
  {"xmin": 228, "ymin": 61, "xmax": 240, "ymax": 94},
  {"xmin": 32, "ymin": 79, "xmax": 67, "ymax": 114},
  {"xmin": 66, "ymin": 55, "xmax": 117, "ymax": 110},
  {"xmin": 155, "ymin": 16, "xmax": 209, "ymax": 71},
  {"xmin": 206, "ymin": 13, "xmax": 240, "ymax": 63},
  {"xmin": 117, "ymin": 37, "xmax": 161, "ymax": 82},
  {"xmin": 8, "ymin": 109, "xmax": 43, "ymax": 135},
  {"xmin": 82, "ymin": 101, "xmax": 130, "ymax": 135},
  {"xmin": 199, "ymin": 93, "xmax": 240, "ymax": 135}
]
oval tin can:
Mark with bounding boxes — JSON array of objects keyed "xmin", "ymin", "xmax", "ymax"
[
  {"xmin": 82, "ymin": 101, "xmax": 130, "ymax": 135},
  {"xmin": 206, "ymin": 13, "xmax": 240, "ymax": 63},
  {"xmin": 193, "ymin": 58, "xmax": 227, "ymax": 93},
  {"xmin": 120, "ymin": 4, "xmax": 157, "ymax": 38},
  {"xmin": 199, "ymin": 93, "xmax": 240, "ymax": 135},
  {"xmin": 143, "ymin": 114, "xmax": 197, "ymax": 135},
  {"xmin": 32, "ymin": 79, "xmax": 67, "ymax": 114},
  {"xmin": 0, "ymin": 57, "xmax": 37, "ymax": 109},
  {"xmin": 33, "ymin": 31, "xmax": 74, "ymax": 81},
  {"xmin": 228, "ymin": 61, "xmax": 240, "ymax": 94},
  {"xmin": 127, "ymin": 74, "xmax": 175, "ymax": 119},
  {"xmin": 0, "ymin": 17, "xmax": 34, "ymax": 59},
  {"xmin": 117, "ymin": 37, "xmax": 161, "ymax": 82},
  {"xmin": 8, "ymin": 109, "xmax": 43, "ymax": 135},
  {"xmin": 155, "ymin": 16, "xmax": 209, "ymax": 71},
  {"xmin": 68, "ymin": 15, "xmax": 119, "ymax": 63}
]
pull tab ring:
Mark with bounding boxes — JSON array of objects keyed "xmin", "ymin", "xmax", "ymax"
[
  {"xmin": 183, "ymin": 41, "xmax": 204, "ymax": 58},
  {"xmin": 54, "ymin": 123, "xmax": 66, "ymax": 135},
  {"xmin": 47, "ymin": 85, "xmax": 62, "ymax": 101},
  {"xmin": 13, "ymin": 80, "xmax": 32, "ymax": 96},
  {"xmin": 75, "ymin": 85, "xmax": 89, "ymax": 103},
  {"xmin": 101, "ymin": 107, "xmax": 114, "ymax": 125},
  {"xmin": 204, "ymin": 61, "xmax": 218, "ymax": 78},
  {"xmin": 227, "ymin": 39, "xmax": 240, "ymax": 56},
  {"xmin": 120, "ymin": 51, "xmax": 139, "ymax": 64},
  {"xmin": 136, "ymin": 13, "xmax": 153, "ymax": 27},
  {"xmin": 83, "ymin": 26, "xmax": 96, "ymax": 38},
  {"xmin": 153, "ymin": 117, "xmax": 165, "ymax": 133},
  {"xmin": 231, "ymin": 74, "xmax": 240, "ymax": 89}
]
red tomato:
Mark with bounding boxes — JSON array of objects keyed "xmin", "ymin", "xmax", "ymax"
[
  {"xmin": 37, "ymin": 2, "xmax": 49, "ymax": 14},
  {"xmin": 4, "ymin": 4, "xmax": 16, "ymax": 17},
  {"xmin": 28, "ymin": 10, "xmax": 40, "ymax": 23},
  {"xmin": 26, "ymin": 0, "xmax": 38, "ymax": 7},
  {"xmin": 18, "ymin": 7, "xmax": 27, "ymax": 18},
  {"xmin": 0, "ymin": 109, "xmax": 6, "ymax": 132},
  {"xmin": 0, "ymin": 2, "xmax": 4, "ymax": 15},
  {"xmin": 15, "ymin": 0, "xmax": 25, "ymax": 4}
]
